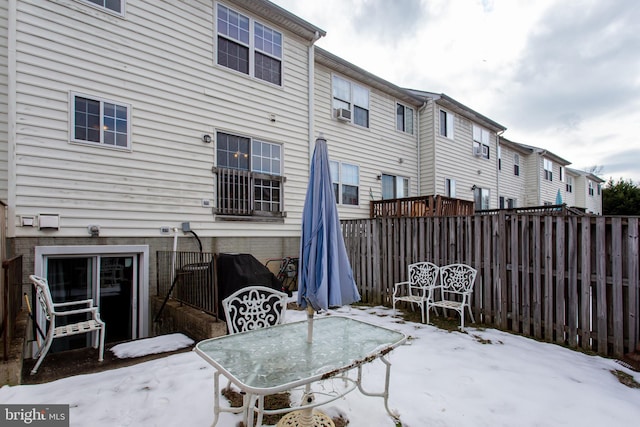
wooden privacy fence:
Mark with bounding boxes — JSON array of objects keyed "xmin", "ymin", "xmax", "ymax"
[{"xmin": 341, "ymin": 214, "xmax": 640, "ymax": 359}]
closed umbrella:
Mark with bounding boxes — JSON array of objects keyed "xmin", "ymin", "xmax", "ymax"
[
  {"xmin": 298, "ymin": 135, "xmax": 361, "ymax": 343},
  {"xmin": 556, "ymin": 189, "xmax": 563, "ymax": 205}
]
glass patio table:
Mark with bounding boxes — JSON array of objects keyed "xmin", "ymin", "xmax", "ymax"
[{"xmin": 194, "ymin": 315, "xmax": 407, "ymax": 427}]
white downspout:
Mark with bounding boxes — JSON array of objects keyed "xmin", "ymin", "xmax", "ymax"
[
  {"xmin": 308, "ymin": 31, "xmax": 321, "ymax": 164},
  {"xmin": 8, "ymin": 0, "xmax": 17, "ymax": 237},
  {"xmin": 416, "ymin": 101, "xmax": 428, "ymax": 195},
  {"xmin": 495, "ymin": 130, "xmax": 504, "ymax": 208}
]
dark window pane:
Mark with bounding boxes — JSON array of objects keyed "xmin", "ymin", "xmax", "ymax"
[
  {"xmin": 354, "ymin": 106, "xmax": 369, "ymax": 128},
  {"xmin": 255, "ymin": 52, "xmax": 281, "ymax": 85},
  {"xmin": 218, "ymin": 37, "xmax": 249, "ymax": 74},
  {"xmin": 342, "ymin": 185, "xmax": 359, "ymax": 205},
  {"xmin": 396, "ymin": 104, "xmax": 404, "ymax": 131}
]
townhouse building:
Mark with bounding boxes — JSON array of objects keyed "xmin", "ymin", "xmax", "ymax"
[{"xmin": 0, "ymin": 0, "xmax": 603, "ymax": 347}]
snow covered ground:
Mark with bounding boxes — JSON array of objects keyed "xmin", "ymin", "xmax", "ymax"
[{"xmin": 2, "ymin": 304, "xmax": 639, "ymax": 426}]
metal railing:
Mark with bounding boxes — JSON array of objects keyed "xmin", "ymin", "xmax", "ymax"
[{"xmin": 156, "ymin": 251, "xmax": 216, "ymax": 320}]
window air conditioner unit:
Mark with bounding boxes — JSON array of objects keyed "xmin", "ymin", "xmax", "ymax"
[
  {"xmin": 336, "ymin": 108, "xmax": 351, "ymax": 121},
  {"xmin": 473, "ymin": 146, "xmax": 482, "ymax": 157}
]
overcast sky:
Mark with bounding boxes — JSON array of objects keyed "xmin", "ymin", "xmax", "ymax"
[{"xmin": 272, "ymin": 0, "xmax": 640, "ymax": 184}]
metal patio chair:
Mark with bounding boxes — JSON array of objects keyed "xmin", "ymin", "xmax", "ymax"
[
  {"xmin": 426, "ymin": 264, "xmax": 477, "ymax": 330},
  {"xmin": 222, "ymin": 285, "xmax": 288, "ymax": 335},
  {"xmin": 28, "ymin": 274, "xmax": 106, "ymax": 375},
  {"xmin": 392, "ymin": 262, "xmax": 440, "ymax": 323}
]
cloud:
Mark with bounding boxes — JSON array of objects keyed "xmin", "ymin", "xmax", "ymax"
[
  {"xmin": 351, "ymin": 0, "xmax": 427, "ymax": 46},
  {"xmin": 504, "ymin": 0, "xmax": 640, "ymax": 130}
]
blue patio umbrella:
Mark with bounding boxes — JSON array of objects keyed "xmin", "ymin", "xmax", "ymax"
[
  {"xmin": 556, "ymin": 189, "xmax": 563, "ymax": 205},
  {"xmin": 298, "ymin": 135, "xmax": 361, "ymax": 342}
]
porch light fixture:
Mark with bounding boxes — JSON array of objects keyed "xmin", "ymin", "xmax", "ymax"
[{"xmin": 202, "ymin": 134, "xmax": 212, "ymax": 143}]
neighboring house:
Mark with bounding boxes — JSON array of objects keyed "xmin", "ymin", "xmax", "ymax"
[
  {"xmin": 408, "ymin": 90, "xmax": 507, "ymax": 210},
  {"xmin": 567, "ymin": 168, "xmax": 605, "ymax": 215},
  {"xmin": 0, "ymin": 0, "xmax": 604, "ymax": 349},
  {"xmin": 313, "ymin": 47, "xmax": 423, "ymax": 218}
]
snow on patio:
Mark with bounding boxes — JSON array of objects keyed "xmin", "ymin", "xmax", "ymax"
[{"xmin": 1, "ymin": 304, "xmax": 639, "ymax": 426}]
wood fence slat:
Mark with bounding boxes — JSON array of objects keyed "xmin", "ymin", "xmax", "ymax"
[
  {"xmin": 611, "ymin": 218, "xmax": 624, "ymax": 357},
  {"xmin": 533, "ymin": 217, "xmax": 543, "ymax": 339},
  {"xmin": 567, "ymin": 217, "xmax": 578, "ymax": 347},
  {"xmin": 555, "ymin": 217, "xmax": 566, "ymax": 345},
  {"xmin": 596, "ymin": 217, "xmax": 607, "ymax": 354},
  {"xmin": 483, "ymin": 216, "xmax": 493, "ymax": 323},
  {"xmin": 510, "ymin": 214, "xmax": 520, "ymax": 333},
  {"xmin": 580, "ymin": 217, "xmax": 592, "ymax": 350},
  {"xmin": 628, "ymin": 218, "xmax": 639, "ymax": 352},
  {"xmin": 521, "ymin": 215, "xmax": 531, "ymax": 336},
  {"xmin": 544, "ymin": 216, "xmax": 554, "ymax": 341}
]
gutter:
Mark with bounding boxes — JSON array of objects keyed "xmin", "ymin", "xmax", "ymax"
[
  {"xmin": 416, "ymin": 100, "xmax": 428, "ymax": 195},
  {"xmin": 8, "ymin": 0, "xmax": 16, "ymax": 237}
]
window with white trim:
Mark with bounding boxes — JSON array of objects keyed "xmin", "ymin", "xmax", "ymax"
[
  {"xmin": 588, "ymin": 180, "xmax": 594, "ymax": 196},
  {"xmin": 566, "ymin": 176, "xmax": 573, "ymax": 193},
  {"xmin": 71, "ymin": 93, "xmax": 131, "ymax": 149},
  {"xmin": 396, "ymin": 103, "xmax": 414, "ymax": 134},
  {"xmin": 514, "ymin": 153, "xmax": 520, "ymax": 176},
  {"xmin": 544, "ymin": 158, "xmax": 553, "ymax": 181},
  {"xmin": 330, "ymin": 161, "xmax": 359, "ymax": 205},
  {"xmin": 81, "ymin": 0, "xmax": 124, "ymax": 15},
  {"xmin": 215, "ymin": 132, "xmax": 284, "ymax": 216},
  {"xmin": 559, "ymin": 166, "xmax": 565, "ymax": 182},
  {"xmin": 474, "ymin": 187, "xmax": 490, "ymax": 210},
  {"xmin": 381, "ymin": 174, "xmax": 409, "ymax": 199},
  {"xmin": 498, "ymin": 146, "xmax": 502, "ymax": 170},
  {"xmin": 216, "ymin": 4, "xmax": 283, "ymax": 85},
  {"xmin": 499, "ymin": 196, "xmax": 516, "ymax": 209},
  {"xmin": 439, "ymin": 109, "xmax": 454, "ymax": 138},
  {"xmin": 473, "ymin": 125, "xmax": 490, "ymax": 159},
  {"xmin": 445, "ymin": 178, "xmax": 456, "ymax": 198},
  {"xmin": 332, "ymin": 75, "xmax": 369, "ymax": 127}
]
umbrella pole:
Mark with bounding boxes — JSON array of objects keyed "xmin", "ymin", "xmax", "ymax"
[{"xmin": 306, "ymin": 305, "xmax": 314, "ymax": 344}]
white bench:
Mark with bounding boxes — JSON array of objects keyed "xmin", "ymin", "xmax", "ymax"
[
  {"xmin": 426, "ymin": 264, "xmax": 477, "ymax": 330},
  {"xmin": 29, "ymin": 275, "xmax": 105, "ymax": 375}
]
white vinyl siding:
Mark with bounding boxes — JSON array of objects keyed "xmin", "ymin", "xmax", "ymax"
[
  {"xmin": 11, "ymin": 0, "xmax": 312, "ymax": 238},
  {"xmin": 0, "ymin": 0, "xmax": 8, "ymax": 201}
]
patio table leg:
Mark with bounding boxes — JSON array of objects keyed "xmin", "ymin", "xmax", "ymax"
[
  {"xmin": 211, "ymin": 372, "xmax": 221, "ymax": 427},
  {"xmin": 356, "ymin": 355, "xmax": 398, "ymax": 421}
]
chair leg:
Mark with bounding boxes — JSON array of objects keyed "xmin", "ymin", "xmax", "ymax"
[
  {"xmin": 98, "ymin": 327, "xmax": 105, "ymax": 362},
  {"xmin": 467, "ymin": 305, "xmax": 475, "ymax": 324},
  {"xmin": 31, "ymin": 334, "xmax": 53, "ymax": 375}
]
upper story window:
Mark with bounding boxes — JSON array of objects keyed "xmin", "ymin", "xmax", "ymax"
[
  {"xmin": 597, "ymin": 183, "xmax": 601, "ymax": 195},
  {"xmin": 330, "ymin": 161, "xmax": 359, "ymax": 205},
  {"xmin": 396, "ymin": 104, "xmax": 414, "ymax": 134},
  {"xmin": 566, "ymin": 176, "xmax": 573, "ymax": 193},
  {"xmin": 445, "ymin": 178, "xmax": 456, "ymax": 198},
  {"xmin": 514, "ymin": 153, "xmax": 520, "ymax": 176},
  {"xmin": 499, "ymin": 197, "xmax": 516, "ymax": 209},
  {"xmin": 472, "ymin": 125, "xmax": 490, "ymax": 159},
  {"xmin": 381, "ymin": 174, "xmax": 409, "ymax": 199},
  {"xmin": 332, "ymin": 76, "xmax": 369, "ymax": 128},
  {"xmin": 498, "ymin": 146, "xmax": 502, "ymax": 170},
  {"xmin": 588, "ymin": 180, "xmax": 594, "ymax": 196},
  {"xmin": 544, "ymin": 158, "xmax": 553, "ymax": 181},
  {"xmin": 559, "ymin": 166, "xmax": 565, "ymax": 182},
  {"xmin": 216, "ymin": 4, "xmax": 283, "ymax": 85},
  {"xmin": 71, "ymin": 93, "xmax": 131, "ymax": 149},
  {"xmin": 215, "ymin": 132, "xmax": 284, "ymax": 216},
  {"xmin": 81, "ymin": 0, "xmax": 124, "ymax": 15},
  {"xmin": 439, "ymin": 109, "xmax": 454, "ymax": 138}
]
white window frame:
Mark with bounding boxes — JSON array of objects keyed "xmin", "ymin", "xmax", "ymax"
[
  {"xmin": 396, "ymin": 103, "xmax": 414, "ymax": 134},
  {"xmin": 216, "ymin": 3, "xmax": 283, "ymax": 86},
  {"xmin": 473, "ymin": 125, "xmax": 490, "ymax": 159},
  {"xmin": 381, "ymin": 174, "xmax": 409, "ymax": 199},
  {"xmin": 445, "ymin": 178, "xmax": 456, "ymax": 198},
  {"xmin": 439, "ymin": 109, "xmax": 454, "ymax": 138},
  {"xmin": 70, "ymin": 92, "xmax": 132, "ymax": 150},
  {"xmin": 514, "ymin": 153, "xmax": 520, "ymax": 176},
  {"xmin": 474, "ymin": 187, "xmax": 491, "ymax": 210},
  {"xmin": 544, "ymin": 158, "xmax": 553, "ymax": 181},
  {"xmin": 79, "ymin": 0, "xmax": 125, "ymax": 16},
  {"xmin": 559, "ymin": 166, "xmax": 565, "ymax": 182},
  {"xmin": 330, "ymin": 160, "xmax": 360, "ymax": 205},
  {"xmin": 332, "ymin": 75, "xmax": 369, "ymax": 128},
  {"xmin": 588, "ymin": 180, "xmax": 594, "ymax": 196},
  {"xmin": 566, "ymin": 176, "xmax": 573, "ymax": 193}
]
